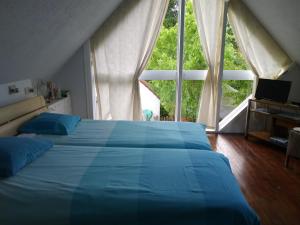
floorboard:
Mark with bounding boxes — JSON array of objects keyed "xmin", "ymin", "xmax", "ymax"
[{"xmin": 208, "ymin": 134, "xmax": 300, "ymax": 225}]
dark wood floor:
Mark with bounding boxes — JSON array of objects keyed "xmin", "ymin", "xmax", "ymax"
[{"xmin": 208, "ymin": 134, "xmax": 300, "ymax": 225}]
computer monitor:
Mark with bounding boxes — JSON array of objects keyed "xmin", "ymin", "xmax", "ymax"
[{"xmin": 255, "ymin": 79, "xmax": 291, "ymax": 103}]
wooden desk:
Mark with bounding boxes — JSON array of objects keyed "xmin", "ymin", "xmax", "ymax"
[{"xmin": 245, "ymin": 99, "xmax": 300, "ymax": 148}]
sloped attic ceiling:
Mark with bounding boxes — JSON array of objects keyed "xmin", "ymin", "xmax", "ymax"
[
  {"xmin": 242, "ymin": 0, "xmax": 300, "ymax": 64},
  {"xmin": 0, "ymin": 0, "xmax": 123, "ymax": 84},
  {"xmin": 0, "ymin": 0, "xmax": 299, "ymax": 85}
]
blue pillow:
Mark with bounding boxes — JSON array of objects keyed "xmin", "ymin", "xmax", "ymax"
[
  {"xmin": 0, "ymin": 137, "xmax": 53, "ymax": 177},
  {"xmin": 19, "ymin": 112, "xmax": 81, "ymax": 135}
]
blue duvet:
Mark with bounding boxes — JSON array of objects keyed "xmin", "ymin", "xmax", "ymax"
[
  {"xmin": 0, "ymin": 145, "xmax": 259, "ymax": 225},
  {"xmin": 38, "ymin": 119, "xmax": 212, "ymax": 150}
]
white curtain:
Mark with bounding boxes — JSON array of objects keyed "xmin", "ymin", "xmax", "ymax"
[
  {"xmin": 193, "ymin": 0, "xmax": 227, "ymax": 129},
  {"xmin": 91, "ymin": 0, "xmax": 168, "ymax": 120},
  {"xmin": 228, "ymin": 0, "xmax": 293, "ymax": 91}
]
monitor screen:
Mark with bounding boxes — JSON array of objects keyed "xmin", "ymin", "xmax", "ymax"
[{"xmin": 255, "ymin": 79, "xmax": 291, "ymax": 103}]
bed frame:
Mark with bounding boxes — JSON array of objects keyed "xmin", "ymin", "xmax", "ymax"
[{"xmin": 0, "ymin": 96, "xmax": 47, "ymax": 137}]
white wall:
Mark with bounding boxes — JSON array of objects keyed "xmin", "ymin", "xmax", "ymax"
[
  {"xmin": 140, "ymin": 82, "xmax": 160, "ymax": 121},
  {"xmin": 220, "ymin": 109, "xmax": 248, "ymax": 133},
  {"xmin": 52, "ymin": 44, "xmax": 92, "ymax": 118},
  {"xmin": 243, "ymin": 0, "xmax": 300, "ymax": 65},
  {"xmin": 0, "ymin": 0, "xmax": 123, "ymax": 84},
  {"xmin": 280, "ymin": 63, "xmax": 300, "ymax": 103},
  {"xmin": 0, "ymin": 79, "xmax": 36, "ymax": 107}
]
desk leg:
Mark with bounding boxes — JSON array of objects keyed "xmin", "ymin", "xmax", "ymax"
[
  {"xmin": 285, "ymin": 155, "xmax": 289, "ymax": 168},
  {"xmin": 245, "ymin": 100, "xmax": 251, "ymax": 139}
]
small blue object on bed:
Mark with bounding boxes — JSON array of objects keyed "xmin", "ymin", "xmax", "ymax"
[
  {"xmin": 0, "ymin": 137, "xmax": 53, "ymax": 177},
  {"xmin": 19, "ymin": 112, "xmax": 81, "ymax": 135}
]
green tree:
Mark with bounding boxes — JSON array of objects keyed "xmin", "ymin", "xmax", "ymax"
[
  {"xmin": 163, "ymin": 0, "xmax": 178, "ymax": 28},
  {"xmin": 224, "ymin": 23, "xmax": 248, "ymax": 70},
  {"xmin": 183, "ymin": 1, "xmax": 207, "ymax": 70},
  {"xmin": 223, "ymin": 23, "xmax": 252, "ymax": 108}
]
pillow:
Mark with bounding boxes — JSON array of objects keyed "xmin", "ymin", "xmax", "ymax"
[
  {"xmin": 19, "ymin": 112, "xmax": 81, "ymax": 135},
  {"xmin": 0, "ymin": 137, "xmax": 53, "ymax": 177}
]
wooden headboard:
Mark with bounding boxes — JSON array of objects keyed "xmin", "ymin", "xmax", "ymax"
[{"xmin": 0, "ymin": 96, "xmax": 47, "ymax": 137}]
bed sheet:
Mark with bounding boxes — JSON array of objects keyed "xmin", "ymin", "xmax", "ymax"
[
  {"xmin": 0, "ymin": 145, "xmax": 259, "ymax": 225},
  {"xmin": 38, "ymin": 120, "xmax": 212, "ymax": 150}
]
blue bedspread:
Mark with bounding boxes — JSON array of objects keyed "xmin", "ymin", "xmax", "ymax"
[
  {"xmin": 39, "ymin": 119, "xmax": 212, "ymax": 150},
  {"xmin": 0, "ymin": 145, "xmax": 259, "ymax": 225}
]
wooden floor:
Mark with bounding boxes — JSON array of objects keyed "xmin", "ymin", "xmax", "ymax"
[{"xmin": 208, "ymin": 134, "xmax": 300, "ymax": 225}]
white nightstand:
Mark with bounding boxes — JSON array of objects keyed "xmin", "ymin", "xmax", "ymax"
[{"xmin": 47, "ymin": 95, "xmax": 72, "ymax": 114}]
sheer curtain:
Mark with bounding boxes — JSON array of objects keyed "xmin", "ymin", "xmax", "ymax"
[
  {"xmin": 228, "ymin": 0, "xmax": 293, "ymax": 91},
  {"xmin": 91, "ymin": 0, "xmax": 168, "ymax": 120},
  {"xmin": 193, "ymin": 0, "xmax": 227, "ymax": 129}
]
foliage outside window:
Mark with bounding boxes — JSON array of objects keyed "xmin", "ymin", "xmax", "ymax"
[
  {"xmin": 221, "ymin": 23, "xmax": 252, "ymax": 120},
  {"xmin": 146, "ymin": 0, "xmax": 251, "ymax": 122}
]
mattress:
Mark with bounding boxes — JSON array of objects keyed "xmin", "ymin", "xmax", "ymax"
[
  {"xmin": 0, "ymin": 145, "xmax": 259, "ymax": 225},
  {"xmin": 38, "ymin": 119, "xmax": 212, "ymax": 150}
]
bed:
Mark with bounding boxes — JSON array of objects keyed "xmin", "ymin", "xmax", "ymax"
[
  {"xmin": 38, "ymin": 119, "xmax": 211, "ymax": 149},
  {"xmin": 0, "ymin": 96, "xmax": 211, "ymax": 150},
  {"xmin": 0, "ymin": 145, "xmax": 259, "ymax": 225},
  {"xmin": 0, "ymin": 96, "xmax": 259, "ymax": 225}
]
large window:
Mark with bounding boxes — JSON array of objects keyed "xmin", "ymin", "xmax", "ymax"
[
  {"xmin": 140, "ymin": 0, "xmax": 253, "ymax": 126},
  {"xmin": 181, "ymin": 0, "xmax": 206, "ymax": 122}
]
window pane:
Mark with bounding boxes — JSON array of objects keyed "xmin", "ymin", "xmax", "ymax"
[
  {"xmin": 181, "ymin": 0, "xmax": 206, "ymax": 122},
  {"xmin": 181, "ymin": 80, "xmax": 202, "ymax": 122},
  {"xmin": 220, "ymin": 80, "xmax": 252, "ymax": 120},
  {"xmin": 183, "ymin": 0, "xmax": 207, "ymax": 70},
  {"xmin": 141, "ymin": 1, "xmax": 178, "ymax": 121},
  {"xmin": 223, "ymin": 23, "xmax": 249, "ymax": 71},
  {"xmin": 220, "ymin": 22, "xmax": 252, "ymax": 121}
]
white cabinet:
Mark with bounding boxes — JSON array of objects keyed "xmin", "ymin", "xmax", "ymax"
[{"xmin": 47, "ymin": 95, "xmax": 72, "ymax": 114}]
